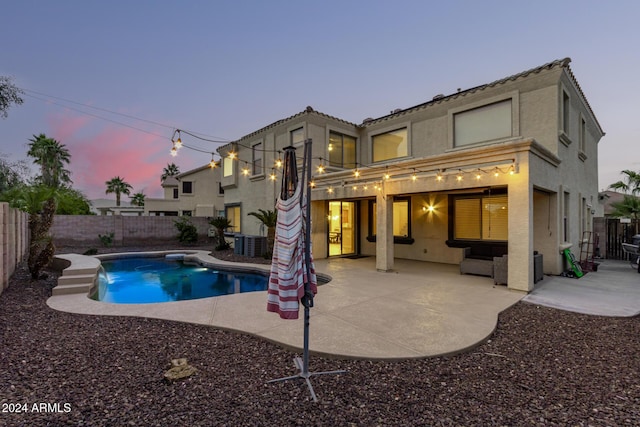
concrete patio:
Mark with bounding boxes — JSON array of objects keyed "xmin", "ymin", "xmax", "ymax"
[{"xmin": 46, "ymin": 253, "xmax": 640, "ymax": 360}]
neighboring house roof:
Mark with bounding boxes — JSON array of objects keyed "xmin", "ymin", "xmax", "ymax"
[
  {"xmin": 175, "ymin": 163, "xmax": 219, "ymax": 178},
  {"xmin": 161, "ymin": 176, "xmax": 179, "ymax": 187}
]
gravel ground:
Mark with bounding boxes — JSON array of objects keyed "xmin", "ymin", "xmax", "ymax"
[{"xmin": 1, "ymin": 246, "xmax": 639, "ymax": 426}]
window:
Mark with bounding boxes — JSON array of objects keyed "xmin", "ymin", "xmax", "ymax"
[
  {"xmin": 223, "ymin": 156, "xmax": 233, "ymax": 177},
  {"xmin": 579, "ymin": 117, "xmax": 587, "ymax": 154},
  {"xmin": 454, "ymin": 99, "xmax": 512, "ymax": 147},
  {"xmin": 372, "ymin": 128, "xmax": 408, "ymax": 162},
  {"xmin": 454, "ymin": 195, "xmax": 508, "ymax": 241},
  {"xmin": 252, "ymin": 142, "xmax": 263, "ymax": 175},
  {"xmin": 562, "ymin": 90, "xmax": 570, "ymax": 135},
  {"xmin": 291, "ymin": 128, "xmax": 304, "ymax": 146},
  {"xmin": 172, "ymin": 188, "xmax": 178, "ymax": 199},
  {"xmin": 182, "ymin": 181, "xmax": 193, "ymax": 194},
  {"xmin": 369, "ymin": 198, "xmax": 411, "ymax": 238},
  {"xmin": 225, "ymin": 205, "xmax": 241, "ymax": 233},
  {"xmin": 328, "ymin": 131, "xmax": 356, "ymax": 168},
  {"xmin": 218, "ymin": 182, "xmax": 224, "ymax": 195},
  {"xmin": 182, "ymin": 211, "xmax": 192, "ymax": 216}
]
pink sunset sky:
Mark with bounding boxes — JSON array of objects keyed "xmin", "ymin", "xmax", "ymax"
[{"xmin": 46, "ymin": 112, "xmax": 195, "ymax": 200}]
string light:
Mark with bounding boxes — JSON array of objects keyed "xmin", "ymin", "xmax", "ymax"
[
  {"xmin": 170, "ymin": 146, "xmax": 177, "ymax": 157},
  {"xmin": 242, "ymin": 167, "xmax": 250, "ymax": 176},
  {"xmin": 353, "ymin": 169, "xmax": 360, "ymax": 178},
  {"xmin": 317, "ymin": 164, "xmax": 325, "ymax": 173},
  {"xmin": 209, "ymin": 154, "xmax": 217, "ymax": 168},
  {"xmin": 275, "ymin": 158, "xmax": 283, "ymax": 168},
  {"xmin": 269, "ymin": 171, "xmax": 277, "ymax": 181}
]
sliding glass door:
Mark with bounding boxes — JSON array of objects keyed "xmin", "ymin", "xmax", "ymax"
[{"xmin": 328, "ymin": 201, "xmax": 355, "ymax": 256}]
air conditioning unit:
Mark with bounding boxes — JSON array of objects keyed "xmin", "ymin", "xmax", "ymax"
[{"xmin": 244, "ymin": 236, "xmax": 267, "ymax": 257}]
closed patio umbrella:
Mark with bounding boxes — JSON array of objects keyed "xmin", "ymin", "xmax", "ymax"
[{"xmin": 267, "ymin": 139, "xmax": 345, "ymax": 402}]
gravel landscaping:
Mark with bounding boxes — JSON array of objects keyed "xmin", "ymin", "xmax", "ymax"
[{"xmin": 1, "ymin": 246, "xmax": 639, "ymax": 426}]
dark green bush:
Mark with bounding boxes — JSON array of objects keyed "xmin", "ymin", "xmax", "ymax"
[{"xmin": 174, "ymin": 217, "xmax": 198, "ymax": 244}]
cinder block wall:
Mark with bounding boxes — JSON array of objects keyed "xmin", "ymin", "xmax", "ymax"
[
  {"xmin": 0, "ymin": 202, "xmax": 30, "ymax": 296},
  {"xmin": 50, "ymin": 215, "xmax": 212, "ymax": 247}
]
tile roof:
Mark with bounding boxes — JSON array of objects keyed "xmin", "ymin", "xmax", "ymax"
[
  {"xmin": 362, "ymin": 58, "xmax": 603, "ymax": 135},
  {"xmin": 217, "ymin": 107, "xmax": 359, "ymax": 153},
  {"xmin": 217, "ymin": 58, "xmax": 603, "ymax": 154}
]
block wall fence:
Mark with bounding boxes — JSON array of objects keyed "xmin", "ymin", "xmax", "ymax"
[
  {"xmin": 49, "ymin": 215, "xmax": 212, "ymax": 247},
  {"xmin": 0, "ymin": 203, "xmax": 30, "ymax": 296}
]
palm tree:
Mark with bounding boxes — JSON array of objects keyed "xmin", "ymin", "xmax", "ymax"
[
  {"xmin": 105, "ymin": 176, "xmax": 132, "ymax": 206},
  {"xmin": 1, "ymin": 184, "xmax": 58, "ymax": 278},
  {"xmin": 609, "ymin": 169, "xmax": 640, "ymax": 195},
  {"xmin": 209, "ymin": 216, "xmax": 232, "ymax": 250},
  {"xmin": 27, "ymin": 133, "xmax": 72, "ymax": 188},
  {"xmin": 161, "ymin": 163, "xmax": 180, "ymax": 182},
  {"xmin": 130, "ymin": 191, "xmax": 146, "ymax": 207},
  {"xmin": 247, "ymin": 209, "xmax": 277, "ymax": 256},
  {"xmin": 610, "ymin": 195, "xmax": 640, "ymax": 234}
]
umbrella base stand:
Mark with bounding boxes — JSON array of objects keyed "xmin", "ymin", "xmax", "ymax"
[{"xmin": 267, "ymin": 356, "xmax": 347, "ymax": 402}]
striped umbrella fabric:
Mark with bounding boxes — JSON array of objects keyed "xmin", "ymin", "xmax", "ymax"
[{"xmin": 267, "ymin": 147, "xmax": 317, "ymax": 319}]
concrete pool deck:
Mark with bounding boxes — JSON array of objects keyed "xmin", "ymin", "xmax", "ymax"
[{"xmin": 47, "ymin": 252, "xmax": 640, "ymax": 359}]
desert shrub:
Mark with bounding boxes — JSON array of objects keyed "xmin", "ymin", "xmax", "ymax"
[{"xmin": 174, "ymin": 216, "xmax": 198, "ymax": 244}]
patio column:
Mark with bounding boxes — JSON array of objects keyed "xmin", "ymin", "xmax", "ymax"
[
  {"xmin": 508, "ymin": 176, "xmax": 534, "ymax": 292},
  {"xmin": 376, "ymin": 192, "xmax": 394, "ymax": 272}
]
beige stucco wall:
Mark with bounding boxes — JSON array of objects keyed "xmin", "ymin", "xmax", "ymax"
[{"xmin": 216, "ymin": 62, "xmax": 604, "ymax": 292}]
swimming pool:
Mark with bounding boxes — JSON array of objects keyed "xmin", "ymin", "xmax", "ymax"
[{"xmin": 94, "ymin": 256, "xmax": 269, "ymax": 304}]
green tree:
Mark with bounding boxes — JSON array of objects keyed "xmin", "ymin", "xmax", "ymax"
[
  {"xmin": 0, "ymin": 154, "xmax": 30, "ymax": 193},
  {"xmin": 1, "ymin": 185, "xmax": 58, "ymax": 278},
  {"xmin": 27, "ymin": 133, "xmax": 72, "ymax": 188},
  {"xmin": 609, "ymin": 169, "xmax": 640, "ymax": 195},
  {"xmin": 209, "ymin": 216, "xmax": 232, "ymax": 250},
  {"xmin": 161, "ymin": 163, "xmax": 180, "ymax": 182},
  {"xmin": 247, "ymin": 209, "xmax": 277, "ymax": 257},
  {"xmin": 130, "ymin": 191, "xmax": 146, "ymax": 207},
  {"xmin": 56, "ymin": 187, "xmax": 93, "ymax": 215},
  {"xmin": 0, "ymin": 76, "xmax": 24, "ymax": 118},
  {"xmin": 105, "ymin": 176, "xmax": 132, "ymax": 206}
]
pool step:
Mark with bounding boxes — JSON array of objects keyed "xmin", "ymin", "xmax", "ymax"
[
  {"xmin": 57, "ymin": 273, "xmax": 96, "ymax": 286},
  {"xmin": 52, "ymin": 254, "xmax": 101, "ymax": 296},
  {"xmin": 52, "ymin": 282, "xmax": 94, "ymax": 296}
]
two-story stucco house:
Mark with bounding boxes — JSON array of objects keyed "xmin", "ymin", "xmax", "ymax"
[
  {"xmin": 216, "ymin": 58, "xmax": 604, "ymax": 292},
  {"xmin": 145, "ymin": 164, "xmax": 225, "ymax": 217}
]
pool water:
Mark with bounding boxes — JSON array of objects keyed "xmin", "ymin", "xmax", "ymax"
[{"xmin": 95, "ymin": 257, "xmax": 268, "ymax": 304}]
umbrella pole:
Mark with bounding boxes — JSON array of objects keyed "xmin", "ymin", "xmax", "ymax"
[{"xmin": 268, "ymin": 139, "xmax": 346, "ymax": 402}]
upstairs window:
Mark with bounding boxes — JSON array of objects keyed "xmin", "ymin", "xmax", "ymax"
[
  {"xmin": 579, "ymin": 117, "xmax": 587, "ymax": 153},
  {"xmin": 291, "ymin": 127, "xmax": 304, "ymax": 146},
  {"xmin": 223, "ymin": 156, "xmax": 233, "ymax": 177},
  {"xmin": 372, "ymin": 128, "xmax": 408, "ymax": 162},
  {"xmin": 454, "ymin": 99, "xmax": 512, "ymax": 147},
  {"xmin": 562, "ymin": 90, "xmax": 571, "ymax": 135},
  {"xmin": 173, "ymin": 188, "xmax": 178, "ymax": 199},
  {"xmin": 182, "ymin": 181, "xmax": 193, "ymax": 194},
  {"xmin": 252, "ymin": 142, "xmax": 263, "ymax": 175},
  {"xmin": 328, "ymin": 131, "xmax": 356, "ymax": 168}
]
